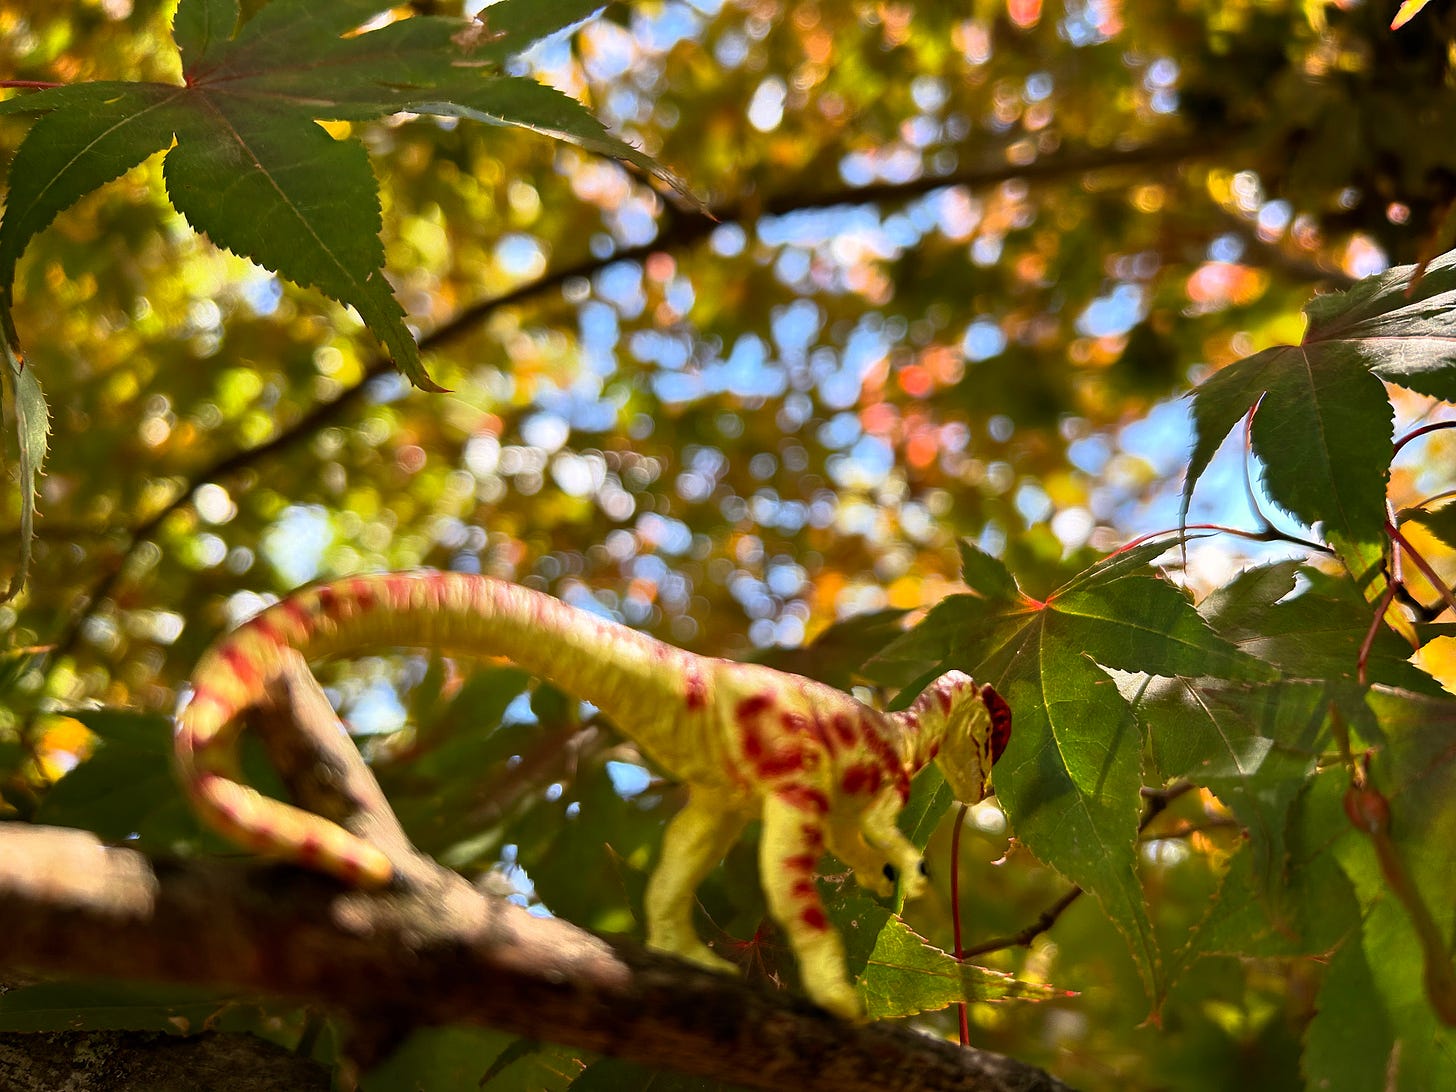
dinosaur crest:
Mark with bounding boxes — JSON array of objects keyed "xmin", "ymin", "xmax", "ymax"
[{"xmin": 908, "ymin": 670, "xmax": 1011, "ymax": 805}]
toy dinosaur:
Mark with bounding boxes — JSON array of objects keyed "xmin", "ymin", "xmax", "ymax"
[{"xmin": 175, "ymin": 571, "xmax": 1010, "ymax": 1016}]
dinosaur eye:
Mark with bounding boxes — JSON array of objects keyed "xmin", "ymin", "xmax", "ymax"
[
  {"xmin": 882, "ymin": 863, "xmax": 898, "ymax": 884},
  {"xmin": 981, "ymin": 684, "xmax": 1013, "ymax": 764},
  {"xmin": 917, "ymin": 860, "xmax": 928, "ymax": 878}
]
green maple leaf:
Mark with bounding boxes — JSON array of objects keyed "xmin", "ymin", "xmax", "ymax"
[
  {"xmin": 1304, "ymin": 937, "xmax": 1404, "ymax": 1092},
  {"xmin": 1183, "ymin": 343, "xmax": 1391, "ymax": 578},
  {"xmin": 831, "ymin": 889, "xmax": 1058, "ymax": 1019},
  {"xmin": 870, "ymin": 540, "xmax": 1273, "ymax": 1001},
  {"xmin": 1138, "ymin": 675, "xmax": 1325, "ymax": 905},
  {"xmin": 0, "ymin": 0, "xmax": 691, "ymax": 392},
  {"xmin": 1183, "ymin": 246, "xmax": 1456, "ymax": 580},
  {"xmin": 957, "ymin": 539, "xmax": 1020, "ymax": 602},
  {"xmin": 1198, "ymin": 560, "xmax": 1447, "ymax": 693},
  {"xmin": 1179, "ymin": 802, "xmax": 1357, "ymax": 967},
  {"xmin": 1177, "ymin": 684, "xmax": 1456, "ymax": 1082},
  {"xmin": 0, "ymin": 0, "xmax": 692, "ymax": 597},
  {"xmin": 1139, "ymin": 560, "xmax": 1449, "ymax": 958}
]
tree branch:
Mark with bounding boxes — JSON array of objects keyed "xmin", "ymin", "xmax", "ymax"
[
  {"xmin": 41, "ymin": 130, "xmax": 1251, "ymax": 677},
  {"xmin": 0, "ymin": 822, "xmax": 1080, "ymax": 1090}
]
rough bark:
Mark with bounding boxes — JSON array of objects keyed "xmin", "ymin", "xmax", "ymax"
[{"xmin": 0, "ymin": 1030, "xmax": 329, "ymax": 1092}]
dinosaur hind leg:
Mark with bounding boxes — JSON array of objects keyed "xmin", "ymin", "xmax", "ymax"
[
  {"xmin": 644, "ymin": 788, "xmax": 748, "ymax": 973},
  {"xmin": 760, "ymin": 792, "xmax": 861, "ymax": 1018}
]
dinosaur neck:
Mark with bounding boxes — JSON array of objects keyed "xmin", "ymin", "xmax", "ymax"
[
  {"xmin": 187, "ymin": 572, "xmax": 697, "ymax": 747},
  {"xmin": 884, "ymin": 705, "xmax": 944, "ymax": 774}
]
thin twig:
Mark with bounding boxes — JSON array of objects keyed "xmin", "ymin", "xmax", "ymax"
[
  {"xmin": 1358, "ymin": 578, "xmax": 1399, "ymax": 686},
  {"xmin": 1387, "ymin": 519, "xmax": 1456, "ymax": 616},
  {"xmin": 950, "ymin": 801, "xmax": 971, "ymax": 1048},
  {"xmin": 1112, "ymin": 521, "xmax": 1331, "ymax": 561},
  {"xmin": 1394, "ymin": 419, "xmax": 1456, "ymax": 456},
  {"xmin": 961, "ymin": 782, "xmax": 1194, "ymax": 959}
]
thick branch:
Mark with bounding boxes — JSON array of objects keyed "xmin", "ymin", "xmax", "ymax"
[
  {"xmin": 0, "ymin": 823, "xmax": 1079, "ymax": 1090},
  {"xmin": 243, "ymin": 648, "xmax": 438, "ymax": 886}
]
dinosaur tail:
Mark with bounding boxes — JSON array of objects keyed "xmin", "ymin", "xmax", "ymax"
[{"xmin": 176, "ymin": 571, "xmax": 699, "ymax": 885}]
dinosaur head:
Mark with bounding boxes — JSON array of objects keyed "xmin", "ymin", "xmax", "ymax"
[{"xmin": 910, "ymin": 671, "xmax": 1012, "ymax": 804}]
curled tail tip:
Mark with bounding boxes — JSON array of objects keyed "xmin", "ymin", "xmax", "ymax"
[{"xmin": 189, "ymin": 771, "xmax": 397, "ymax": 888}]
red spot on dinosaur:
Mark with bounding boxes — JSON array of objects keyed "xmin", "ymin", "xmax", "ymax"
[
  {"xmin": 247, "ymin": 616, "xmax": 286, "ymax": 649},
  {"xmin": 830, "ymin": 713, "xmax": 859, "ymax": 748},
  {"xmin": 982, "ymin": 685, "xmax": 1013, "ymax": 764},
  {"xmin": 332, "ymin": 852, "xmax": 364, "ymax": 885},
  {"xmin": 295, "ymin": 830, "xmax": 322, "ymax": 865},
  {"xmin": 780, "ymin": 711, "xmax": 810, "ymax": 735},
  {"xmin": 684, "ymin": 672, "xmax": 708, "ymax": 711},
  {"xmin": 858, "ymin": 726, "xmax": 909, "ymax": 800},
  {"xmin": 383, "ymin": 572, "xmax": 416, "ymax": 606},
  {"xmin": 279, "ymin": 598, "xmax": 314, "ymax": 638},
  {"xmin": 806, "ymin": 715, "xmax": 836, "ymax": 755},
  {"xmin": 799, "ymin": 907, "xmax": 830, "ymax": 932},
  {"xmin": 783, "ymin": 853, "xmax": 818, "ymax": 873},
  {"xmin": 349, "ymin": 577, "xmax": 378, "ymax": 612},
  {"xmin": 778, "ymin": 785, "xmax": 829, "ymax": 814},
  {"xmin": 753, "ymin": 747, "xmax": 808, "ymax": 779},
  {"xmin": 799, "ymin": 824, "xmax": 824, "ymax": 851},
  {"xmin": 739, "ymin": 721, "xmax": 765, "ymax": 762},
  {"xmin": 220, "ymin": 643, "xmax": 260, "ymax": 690},
  {"xmin": 840, "ymin": 763, "xmax": 883, "ymax": 796},
  {"xmin": 735, "ymin": 693, "xmax": 773, "ymax": 723}
]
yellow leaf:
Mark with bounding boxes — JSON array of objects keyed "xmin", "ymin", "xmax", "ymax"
[{"xmin": 1392, "ymin": 0, "xmax": 1435, "ymax": 30}]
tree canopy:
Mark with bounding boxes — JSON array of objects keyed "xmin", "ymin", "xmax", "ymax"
[{"xmin": 2, "ymin": 1, "xmax": 1456, "ymax": 1090}]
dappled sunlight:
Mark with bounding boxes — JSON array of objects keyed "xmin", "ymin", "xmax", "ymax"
[{"xmin": 4, "ymin": 0, "xmax": 1456, "ymax": 1080}]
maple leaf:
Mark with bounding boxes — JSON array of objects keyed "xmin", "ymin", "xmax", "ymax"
[
  {"xmin": 0, "ymin": 0, "xmax": 694, "ymax": 597},
  {"xmin": 0, "ymin": 0, "xmax": 692, "ymax": 392},
  {"xmin": 1391, "ymin": 0, "xmax": 1436, "ymax": 30},
  {"xmin": 869, "ymin": 541, "xmax": 1273, "ymax": 1002},
  {"xmin": 1183, "ymin": 248, "xmax": 1456, "ymax": 582},
  {"xmin": 831, "ymin": 888, "xmax": 1058, "ymax": 1019}
]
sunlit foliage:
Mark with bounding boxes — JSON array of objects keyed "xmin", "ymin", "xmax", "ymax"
[{"xmin": 4, "ymin": 1, "xmax": 1456, "ymax": 1088}]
